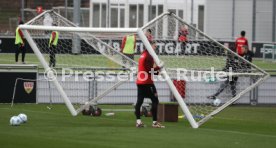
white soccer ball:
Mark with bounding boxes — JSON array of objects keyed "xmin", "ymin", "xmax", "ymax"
[
  {"xmin": 205, "ymin": 76, "xmax": 217, "ymax": 83},
  {"xmin": 213, "ymin": 98, "xmax": 222, "ymax": 106},
  {"xmin": 10, "ymin": 116, "xmax": 21, "ymax": 126},
  {"xmin": 18, "ymin": 113, "xmax": 27, "ymax": 123}
]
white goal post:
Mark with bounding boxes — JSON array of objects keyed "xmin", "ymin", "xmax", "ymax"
[{"xmin": 20, "ymin": 10, "xmax": 269, "ymax": 128}]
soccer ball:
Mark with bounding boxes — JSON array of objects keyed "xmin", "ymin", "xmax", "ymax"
[
  {"xmin": 213, "ymin": 98, "xmax": 222, "ymax": 106},
  {"xmin": 10, "ymin": 116, "xmax": 21, "ymax": 126},
  {"xmin": 18, "ymin": 113, "xmax": 27, "ymax": 123},
  {"xmin": 205, "ymin": 76, "xmax": 217, "ymax": 83}
]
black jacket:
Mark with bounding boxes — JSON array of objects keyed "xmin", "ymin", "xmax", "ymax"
[{"xmin": 242, "ymin": 51, "xmax": 254, "ymax": 71}]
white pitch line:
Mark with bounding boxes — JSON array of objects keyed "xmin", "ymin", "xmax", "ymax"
[
  {"xmin": 216, "ymin": 116, "xmax": 276, "ymax": 123},
  {"xmin": 0, "ymin": 107, "xmax": 67, "ymax": 116},
  {"xmin": 201, "ymin": 127, "xmax": 276, "ymax": 139},
  {"xmin": 0, "ymin": 59, "xmax": 41, "ymax": 64}
]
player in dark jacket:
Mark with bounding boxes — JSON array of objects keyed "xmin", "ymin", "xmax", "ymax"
[
  {"xmin": 241, "ymin": 45, "xmax": 254, "ymax": 71},
  {"xmin": 207, "ymin": 52, "xmax": 239, "ymax": 100}
]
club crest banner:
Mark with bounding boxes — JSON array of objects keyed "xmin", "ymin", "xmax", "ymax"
[{"xmin": 24, "ymin": 82, "xmax": 34, "ymax": 94}]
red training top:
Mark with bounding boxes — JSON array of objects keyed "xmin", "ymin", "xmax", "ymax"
[
  {"xmin": 136, "ymin": 50, "xmax": 160, "ymax": 85},
  {"xmin": 235, "ymin": 37, "xmax": 248, "ymax": 56},
  {"xmin": 178, "ymin": 29, "xmax": 188, "ymax": 42}
]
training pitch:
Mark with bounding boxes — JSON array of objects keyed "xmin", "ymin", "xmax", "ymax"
[
  {"xmin": 1, "ymin": 53, "xmax": 276, "ymax": 72},
  {"xmin": 0, "ymin": 104, "xmax": 276, "ymax": 148}
]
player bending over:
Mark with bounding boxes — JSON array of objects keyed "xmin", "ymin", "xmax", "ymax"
[
  {"xmin": 207, "ymin": 52, "xmax": 239, "ymax": 100},
  {"xmin": 135, "ymin": 41, "xmax": 165, "ymax": 128}
]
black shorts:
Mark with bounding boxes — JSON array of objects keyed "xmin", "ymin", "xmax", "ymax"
[{"xmin": 137, "ymin": 84, "xmax": 157, "ymax": 99}]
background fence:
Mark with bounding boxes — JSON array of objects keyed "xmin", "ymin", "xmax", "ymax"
[
  {"xmin": 0, "ymin": 65, "xmax": 275, "ymax": 105},
  {"xmin": 35, "ymin": 70, "xmax": 276, "ymax": 105}
]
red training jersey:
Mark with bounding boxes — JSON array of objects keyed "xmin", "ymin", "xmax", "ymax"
[
  {"xmin": 178, "ymin": 29, "xmax": 188, "ymax": 42},
  {"xmin": 235, "ymin": 37, "xmax": 248, "ymax": 56},
  {"xmin": 136, "ymin": 50, "xmax": 160, "ymax": 85}
]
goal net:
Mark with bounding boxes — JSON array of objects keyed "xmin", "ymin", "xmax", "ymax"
[
  {"xmin": 20, "ymin": 10, "xmax": 269, "ymax": 128},
  {"xmin": 22, "ymin": 10, "xmax": 138, "ymax": 115},
  {"xmin": 141, "ymin": 12, "xmax": 269, "ymax": 126}
]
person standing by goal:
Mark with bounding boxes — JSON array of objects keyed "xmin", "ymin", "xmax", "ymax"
[
  {"xmin": 120, "ymin": 34, "xmax": 136, "ymax": 68},
  {"xmin": 241, "ymin": 45, "xmax": 254, "ymax": 71},
  {"xmin": 48, "ymin": 24, "xmax": 59, "ymax": 67},
  {"xmin": 135, "ymin": 41, "xmax": 165, "ymax": 128},
  {"xmin": 15, "ymin": 21, "xmax": 26, "ymax": 64},
  {"xmin": 178, "ymin": 25, "xmax": 189, "ymax": 54},
  {"xmin": 235, "ymin": 31, "xmax": 249, "ymax": 56}
]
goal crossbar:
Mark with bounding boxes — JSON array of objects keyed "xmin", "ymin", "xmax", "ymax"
[{"xmin": 20, "ymin": 25, "xmax": 139, "ymax": 33}]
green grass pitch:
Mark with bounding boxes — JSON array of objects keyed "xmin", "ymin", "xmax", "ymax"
[
  {"xmin": 1, "ymin": 53, "xmax": 276, "ymax": 147},
  {"xmin": 1, "ymin": 53, "xmax": 276, "ymax": 73},
  {"xmin": 0, "ymin": 104, "xmax": 276, "ymax": 148}
]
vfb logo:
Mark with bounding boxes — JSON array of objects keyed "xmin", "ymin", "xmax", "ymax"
[{"xmin": 24, "ymin": 82, "xmax": 34, "ymax": 94}]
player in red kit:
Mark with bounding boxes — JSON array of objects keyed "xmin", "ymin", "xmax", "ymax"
[
  {"xmin": 235, "ymin": 31, "xmax": 248, "ymax": 56},
  {"xmin": 178, "ymin": 25, "xmax": 189, "ymax": 54},
  {"xmin": 135, "ymin": 41, "xmax": 165, "ymax": 128}
]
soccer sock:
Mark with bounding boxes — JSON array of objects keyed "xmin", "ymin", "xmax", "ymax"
[{"xmin": 137, "ymin": 119, "xmax": 142, "ymax": 124}]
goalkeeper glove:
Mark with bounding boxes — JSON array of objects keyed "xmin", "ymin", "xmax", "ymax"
[{"xmin": 157, "ymin": 61, "xmax": 164, "ymax": 69}]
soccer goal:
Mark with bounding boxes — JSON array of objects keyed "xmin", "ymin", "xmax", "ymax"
[{"xmin": 20, "ymin": 10, "xmax": 269, "ymax": 128}]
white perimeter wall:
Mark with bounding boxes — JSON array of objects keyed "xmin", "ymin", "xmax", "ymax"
[
  {"xmin": 36, "ymin": 74, "xmax": 276, "ymax": 105},
  {"xmin": 205, "ymin": 0, "xmax": 274, "ymax": 42}
]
